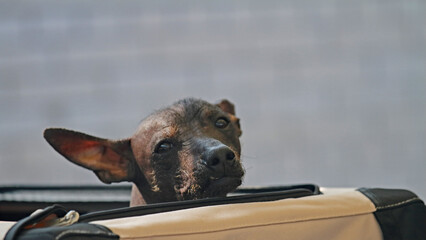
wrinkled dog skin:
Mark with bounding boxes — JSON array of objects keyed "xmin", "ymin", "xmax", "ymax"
[{"xmin": 44, "ymin": 98, "xmax": 245, "ymax": 206}]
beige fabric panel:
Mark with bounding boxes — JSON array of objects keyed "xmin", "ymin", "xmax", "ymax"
[
  {"xmin": 94, "ymin": 190, "xmax": 382, "ymax": 240},
  {"xmin": 0, "ymin": 221, "xmax": 15, "ymax": 239}
]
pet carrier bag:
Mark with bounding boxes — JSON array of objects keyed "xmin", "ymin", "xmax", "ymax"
[{"xmin": 1, "ymin": 184, "xmax": 425, "ymax": 240}]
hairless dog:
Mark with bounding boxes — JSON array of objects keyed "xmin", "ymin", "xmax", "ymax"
[{"xmin": 44, "ymin": 98, "xmax": 245, "ymax": 206}]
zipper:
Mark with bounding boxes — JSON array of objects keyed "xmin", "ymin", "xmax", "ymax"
[{"xmin": 79, "ymin": 185, "xmax": 317, "ymax": 223}]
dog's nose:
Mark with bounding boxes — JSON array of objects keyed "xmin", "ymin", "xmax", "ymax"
[{"xmin": 201, "ymin": 146, "xmax": 236, "ymax": 173}]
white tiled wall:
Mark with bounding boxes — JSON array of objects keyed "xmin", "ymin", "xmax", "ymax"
[{"xmin": 1, "ymin": 1, "xmax": 425, "ymax": 199}]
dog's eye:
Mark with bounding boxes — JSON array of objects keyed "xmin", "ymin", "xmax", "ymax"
[
  {"xmin": 215, "ymin": 118, "xmax": 229, "ymax": 128},
  {"xmin": 155, "ymin": 140, "xmax": 173, "ymax": 154}
]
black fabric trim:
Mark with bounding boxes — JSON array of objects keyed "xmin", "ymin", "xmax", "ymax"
[
  {"xmin": 15, "ymin": 223, "xmax": 118, "ymax": 240},
  {"xmin": 358, "ymin": 188, "xmax": 426, "ymax": 240}
]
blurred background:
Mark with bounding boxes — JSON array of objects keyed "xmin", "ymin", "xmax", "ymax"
[{"xmin": 0, "ymin": 1, "xmax": 425, "ymax": 200}]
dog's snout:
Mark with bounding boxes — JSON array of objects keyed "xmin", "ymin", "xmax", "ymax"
[{"xmin": 201, "ymin": 146, "xmax": 236, "ymax": 171}]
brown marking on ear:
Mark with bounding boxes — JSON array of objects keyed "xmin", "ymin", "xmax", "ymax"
[
  {"xmin": 43, "ymin": 128, "xmax": 134, "ymax": 183},
  {"xmin": 216, "ymin": 99, "xmax": 236, "ymax": 115}
]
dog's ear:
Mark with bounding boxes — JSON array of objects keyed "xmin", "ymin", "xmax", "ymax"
[
  {"xmin": 216, "ymin": 99, "xmax": 236, "ymax": 115},
  {"xmin": 43, "ymin": 128, "xmax": 136, "ymax": 184}
]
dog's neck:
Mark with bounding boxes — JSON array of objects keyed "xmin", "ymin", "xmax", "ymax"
[
  {"xmin": 130, "ymin": 184, "xmax": 180, "ymax": 206},
  {"xmin": 130, "ymin": 185, "xmax": 146, "ymax": 206},
  {"xmin": 129, "ymin": 175, "xmax": 169, "ymax": 206}
]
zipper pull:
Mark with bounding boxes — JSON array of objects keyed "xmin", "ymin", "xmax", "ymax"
[
  {"xmin": 53, "ymin": 210, "xmax": 80, "ymax": 227},
  {"xmin": 25, "ymin": 209, "xmax": 80, "ymax": 229}
]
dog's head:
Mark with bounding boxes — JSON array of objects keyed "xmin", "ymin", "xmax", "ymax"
[{"xmin": 44, "ymin": 98, "xmax": 244, "ymax": 204}]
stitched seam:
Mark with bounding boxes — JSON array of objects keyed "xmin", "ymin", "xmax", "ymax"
[
  {"xmin": 119, "ymin": 212, "xmax": 374, "ymax": 240},
  {"xmin": 117, "ymin": 212, "xmax": 375, "ymax": 239},
  {"xmin": 376, "ymin": 197, "xmax": 420, "ymax": 210}
]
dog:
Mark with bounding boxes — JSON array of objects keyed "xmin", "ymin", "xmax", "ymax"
[{"xmin": 44, "ymin": 98, "xmax": 245, "ymax": 206}]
